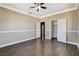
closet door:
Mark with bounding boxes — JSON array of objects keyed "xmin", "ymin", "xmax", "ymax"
[{"xmin": 57, "ymin": 18, "xmax": 67, "ymax": 43}]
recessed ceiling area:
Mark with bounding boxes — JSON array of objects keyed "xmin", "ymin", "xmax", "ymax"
[{"xmin": 0, "ymin": 3, "xmax": 77, "ymax": 18}]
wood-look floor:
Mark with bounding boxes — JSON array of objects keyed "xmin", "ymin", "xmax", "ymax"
[{"xmin": 0, "ymin": 39, "xmax": 78, "ymax": 56}]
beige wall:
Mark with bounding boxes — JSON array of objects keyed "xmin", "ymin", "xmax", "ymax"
[
  {"xmin": 78, "ymin": 7, "xmax": 79, "ymax": 48},
  {"xmin": 40, "ymin": 10, "xmax": 78, "ymax": 43},
  {"xmin": 0, "ymin": 7, "xmax": 38, "ymax": 47},
  {"xmin": 0, "ymin": 7, "xmax": 38, "ymax": 31}
]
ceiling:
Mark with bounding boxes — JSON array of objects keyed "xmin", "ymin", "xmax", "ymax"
[{"xmin": 1, "ymin": 3, "xmax": 77, "ymax": 18}]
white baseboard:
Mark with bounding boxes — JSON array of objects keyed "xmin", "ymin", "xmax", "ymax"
[
  {"xmin": 60, "ymin": 41, "xmax": 79, "ymax": 49},
  {"xmin": 0, "ymin": 37, "xmax": 35, "ymax": 48},
  {"xmin": 67, "ymin": 42, "xmax": 79, "ymax": 50},
  {"xmin": 67, "ymin": 41, "xmax": 77, "ymax": 45},
  {"xmin": 45, "ymin": 37, "xmax": 51, "ymax": 39},
  {"xmin": 77, "ymin": 44, "xmax": 79, "ymax": 49}
]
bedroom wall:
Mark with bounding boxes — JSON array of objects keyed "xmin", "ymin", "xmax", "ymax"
[
  {"xmin": 0, "ymin": 6, "xmax": 78, "ymax": 48},
  {"xmin": 78, "ymin": 7, "xmax": 79, "ymax": 48},
  {"xmin": 40, "ymin": 9, "xmax": 78, "ymax": 43},
  {"xmin": 0, "ymin": 7, "xmax": 38, "ymax": 47}
]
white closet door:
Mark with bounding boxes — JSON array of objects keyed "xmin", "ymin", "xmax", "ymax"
[
  {"xmin": 36, "ymin": 22, "xmax": 40, "ymax": 38},
  {"xmin": 57, "ymin": 18, "xmax": 67, "ymax": 43}
]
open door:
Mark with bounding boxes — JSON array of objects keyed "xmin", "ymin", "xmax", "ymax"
[
  {"xmin": 57, "ymin": 18, "xmax": 67, "ymax": 43},
  {"xmin": 40, "ymin": 22, "xmax": 45, "ymax": 40}
]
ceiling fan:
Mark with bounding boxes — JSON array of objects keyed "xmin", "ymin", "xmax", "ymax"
[{"xmin": 30, "ymin": 3, "xmax": 46, "ymax": 12}]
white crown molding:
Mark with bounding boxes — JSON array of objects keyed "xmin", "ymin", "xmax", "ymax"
[
  {"xmin": 0, "ymin": 4, "xmax": 78, "ymax": 19},
  {"xmin": 39, "ymin": 7, "xmax": 78, "ymax": 18},
  {"xmin": 0, "ymin": 4, "xmax": 39, "ymax": 18}
]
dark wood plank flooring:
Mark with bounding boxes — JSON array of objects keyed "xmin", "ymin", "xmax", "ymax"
[{"xmin": 0, "ymin": 39, "xmax": 78, "ymax": 56}]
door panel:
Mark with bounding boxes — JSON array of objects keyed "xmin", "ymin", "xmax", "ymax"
[
  {"xmin": 36, "ymin": 22, "xmax": 40, "ymax": 38},
  {"xmin": 57, "ymin": 18, "xmax": 66, "ymax": 43}
]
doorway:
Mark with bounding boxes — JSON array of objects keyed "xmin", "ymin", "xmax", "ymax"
[
  {"xmin": 40, "ymin": 22, "xmax": 45, "ymax": 40},
  {"xmin": 51, "ymin": 21, "xmax": 57, "ymax": 39},
  {"xmin": 51, "ymin": 18, "xmax": 67, "ymax": 43}
]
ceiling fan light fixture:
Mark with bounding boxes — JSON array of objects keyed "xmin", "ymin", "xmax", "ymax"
[
  {"xmin": 36, "ymin": 6, "xmax": 41, "ymax": 10},
  {"xmin": 30, "ymin": 3, "xmax": 46, "ymax": 12}
]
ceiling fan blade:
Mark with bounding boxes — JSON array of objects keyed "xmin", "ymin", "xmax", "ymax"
[
  {"xmin": 34, "ymin": 3, "xmax": 37, "ymax": 5},
  {"xmin": 30, "ymin": 6, "xmax": 35, "ymax": 8},
  {"xmin": 40, "ymin": 3, "xmax": 44, "ymax": 5},
  {"xmin": 37, "ymin": 8, "xmax": 39, "ymax": 12},
  {"xmin": 41, "ymin": 6, "xmax": 46, "ymax": 9}
]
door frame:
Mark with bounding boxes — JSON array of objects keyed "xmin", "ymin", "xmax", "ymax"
[{"xmin": 40, "ymin": 22, "xmax": 45, "ymax": 40}]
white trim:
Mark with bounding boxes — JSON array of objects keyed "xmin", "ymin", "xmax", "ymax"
[
  {"xmin": 0, "ymin": 4, "xmax": 39, "ymax": 18},
  {"xmin": 67, "ymin": 41, "xmax": 77, "ymax": 45},
  {"xmin": 0, "ymin": 37, "xmax": 35, "ymax": 48},
  {"xmin": 0, "ymin": 4, "xmax": 78, "ymax": 18},
  {"xmin": 45, "ymin": 36, "xmax": 51, "ymax": 39},
  {"xmin": 40, "ymin": 7, "xmax": 78, "ymax": 18},
  {"xmin": 67, "ymin": 31, "xmax": 78, "ymax": 32},
  {"xmin": 77, "ymin": 44, "xmax": 79, "ymax": 49},
  {"xmin": 0, "ymin": 30, "xmax": 35, "ymax": 33}
]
